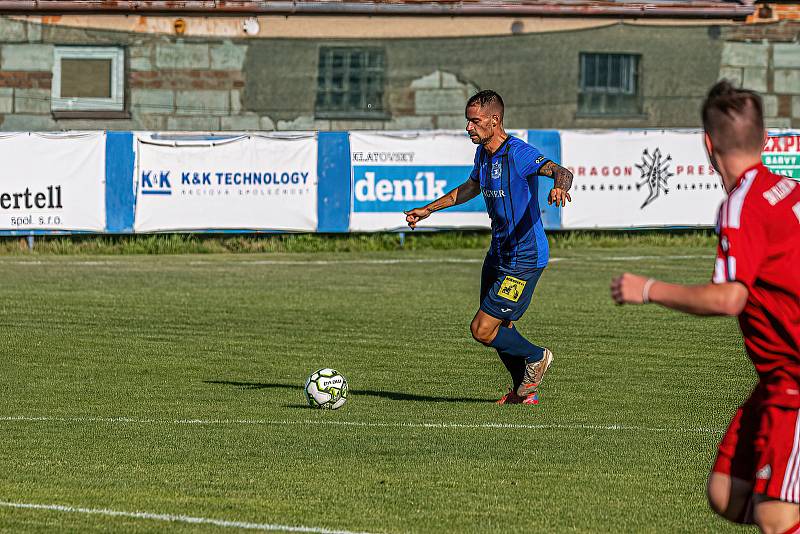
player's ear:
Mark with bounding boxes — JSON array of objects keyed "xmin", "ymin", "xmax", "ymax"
[{"xmin": 703, "ymin": 132, "xmax": 714, "ymax": 156}]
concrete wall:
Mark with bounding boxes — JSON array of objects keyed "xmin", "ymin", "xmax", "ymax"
[
  {"xmin": 0, "ymin": 15, "xmax": 796, "ymax": 132},
  {"xmin": 720, "ymin": 22, "xmax": 800, "ymax": 128},
  {"xmin": 241, "ymin": 23, "xmax": 726, "ymax": 130}
]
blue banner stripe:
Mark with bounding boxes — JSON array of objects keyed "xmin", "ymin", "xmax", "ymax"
[
  {"xmin": 105, "ymin": 132, "xmax": 136, "ymax": 233},
  {"xmin": 317, "ymin": 132, "xmax": 351, "ymax": 233},
  {"xmin": 528, "ymin": 130, "xmax": 562, "ymax": 230}
]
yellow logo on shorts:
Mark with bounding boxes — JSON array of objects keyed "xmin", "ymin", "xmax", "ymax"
[{"xmin": 498, "ymin": 276, "xmax": 526, "ymax": 302}]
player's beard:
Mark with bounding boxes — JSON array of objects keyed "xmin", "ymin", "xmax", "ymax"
[{"xmin": 470, "ymin": 132, "xmax": 491, "ymax": 145}]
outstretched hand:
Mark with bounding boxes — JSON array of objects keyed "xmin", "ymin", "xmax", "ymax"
[
  {"xmin": 610, "ymin": 273, "xmax": 649, "ymax": 305},
  {"xmin": 404, "ymin": 207, "xmax": 431, "ymax": 229},
  {"xmin": 548, "ymin": 188, "xmax": 572, "ymax": 207}
]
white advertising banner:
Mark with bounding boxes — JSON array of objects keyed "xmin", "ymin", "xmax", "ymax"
[
  {"xmin": 349, "ymin": 130, "xmax": 527, "ymax": 232},
  {"xmin": 560, "ymin": 130, "xmax": 725, "ymax": 229},
  {"xmin": 134, "ymin": 134, "xmax": 317, "ymax": 232},
  {"xmin": 0, "ymin": 132, "xmax": 105, "ymax": 231}
]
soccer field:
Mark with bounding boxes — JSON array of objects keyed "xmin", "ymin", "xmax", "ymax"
[{"xmin": 0, "ymin": 245, "xmax": 754, "ymax": 533}]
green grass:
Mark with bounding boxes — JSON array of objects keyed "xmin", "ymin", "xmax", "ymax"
[
  {"xmin": 0, "ymin": 245, "xmax": 754, "ymax": 533},
  {"xmin": 0, "ymin": 230, "xmax": 717, "ymax": 255}
]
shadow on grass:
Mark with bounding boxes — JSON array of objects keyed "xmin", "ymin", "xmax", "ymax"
[{"xmin": 204, "ymin": 380, "xmax": 495, "ymax": 403}]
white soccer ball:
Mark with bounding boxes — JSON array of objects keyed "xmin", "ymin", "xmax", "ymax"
[{"xmin": 304, "ymin": 368, "xmax": 348, "ymax": 409}]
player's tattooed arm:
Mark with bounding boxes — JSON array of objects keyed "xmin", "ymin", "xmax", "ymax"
[
  {"xmin": 405, "ymin": 179, "xmax": 480, "ymax": 229},
  {"xmin": 538, "ymin": 161, "xmax": 574, "ymax": 192},
  {"xmin": 538, "ymin": 161, "xmax": 573, "ymax": 207},
  {"xmin": 427, "ymin": 179, "xmax": 480, "ymax": 212}
]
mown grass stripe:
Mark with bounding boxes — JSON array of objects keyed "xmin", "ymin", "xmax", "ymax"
[
  {"xmin": 0, "ymin": 254, "xmax": 712, "ymax": 267},
  {"xmin": 0, "ymin": 416, "xmax": 723, "ymax": 434},
  {"xmin": 0, "ymin": 501, "xmax": 377, "ymax": 534}
]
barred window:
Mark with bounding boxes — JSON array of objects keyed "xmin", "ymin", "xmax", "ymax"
[
  {"xmin": 578, "ymin": 53, "xmax": 641, "ymax": 116},
  {"xmin": 316, "ymin": 47, "xmax": 385, "ymax": 118}
]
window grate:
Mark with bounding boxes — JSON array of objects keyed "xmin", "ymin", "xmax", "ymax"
[
  {"xmin": 578, "ymin": 53, "xmax": 641, "ymax": 116},
  {"xmin": 316, "ymin": 47, "xmax": 385, "ymax": 118}
]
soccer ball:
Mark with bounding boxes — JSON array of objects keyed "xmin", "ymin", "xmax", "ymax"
[{"xmin": 304, "ymin": 368, "xmax": 348, "ymax": 409}]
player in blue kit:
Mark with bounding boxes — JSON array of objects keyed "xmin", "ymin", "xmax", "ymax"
[{"xmin": 405, "ymin": 90, "xmax": 573, "ymax": 405}]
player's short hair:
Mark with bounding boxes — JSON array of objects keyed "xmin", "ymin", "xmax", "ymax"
[
  {"xmin": 701, "ymin": 80, "xmax": 764, "ymax": 154},
  {"xmin": 467, "ymin": 90, "xmax": 504, "ymax": 121}
]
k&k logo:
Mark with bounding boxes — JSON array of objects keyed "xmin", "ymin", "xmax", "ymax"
[
  {"xmin": 141, "ymin": 170, "xmax": 173, "ymax": 196},
  {"xmin": 636, "ymin": 148, "xmax": 673, "ymax": 209}
]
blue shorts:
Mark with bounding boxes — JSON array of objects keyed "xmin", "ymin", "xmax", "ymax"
[{"xmin": 479, "ymin": 256, "xmax": 544, "ymax": 322}]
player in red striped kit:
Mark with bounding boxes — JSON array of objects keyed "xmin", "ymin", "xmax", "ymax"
[{"xmin": 611, "ymin": 80, "xmax": 800, "ymax": 534}]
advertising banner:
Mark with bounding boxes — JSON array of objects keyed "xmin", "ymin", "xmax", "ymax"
[
  {"xmin": 560, "ymin": 130, "xmax": 725, "ymax": 229},
  {"xmin": 0, "ymin": 132, "xmax": 105, "ymax": 231},
  {"xmin": 763, "ymin": 132, "xmax": 800, "ymax": 180},
  {"xmin": 349, "ymin": 130, "xmax": 529, "ymax": 232},
  {"xmin": 134, "ymin": 134, "xmax": 317, "ymax": 232}
]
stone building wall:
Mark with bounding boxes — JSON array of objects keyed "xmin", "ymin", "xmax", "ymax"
[
  {"xmin": 242, "ymin": 23, "xmax": 724, "ymax": 130},
  {"xmin": 720, "ymin": 22, "xmax": 800, "ymax": 128},
  {"xmin": 0, "ymin": 17, "xmax": 254, "ymax": 131},
  {"xmin": 0, "ymin": 15, "xmax": 795, "ymax": 131}
]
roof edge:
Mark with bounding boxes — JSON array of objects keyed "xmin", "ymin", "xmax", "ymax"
[{"xmin": 0, "ymin": 1, "xmax": 755, "ymax": 20}]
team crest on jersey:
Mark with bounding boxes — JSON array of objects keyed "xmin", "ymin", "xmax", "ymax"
[
  {"xmin": 498, "ymin": 276, "xmax": 526, "ymax": 302},
  {"xmin": 491, "ymin": 160, "xmax": 502, "ymax": 180}
]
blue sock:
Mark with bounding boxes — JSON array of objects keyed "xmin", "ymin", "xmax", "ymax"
[
  {"xmin": 490, "ymin": 324, "xmax": 544, "ymax": 363},
  {"xmin": 497, "ymin": 350, "xmax": 526, "ymax": 390}
]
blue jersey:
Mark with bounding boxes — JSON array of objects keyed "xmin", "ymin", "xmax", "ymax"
[{"xmin": 469, "ymin": 135, "xmax": 550, "ymax": 269}]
